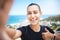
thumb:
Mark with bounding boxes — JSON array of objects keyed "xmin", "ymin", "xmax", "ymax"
[{"xmin": 45, "ymin": 28, "xmax": 49, "ymax": 32}]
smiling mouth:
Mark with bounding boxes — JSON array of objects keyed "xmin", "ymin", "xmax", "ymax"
[{"xmin": 30, "ymin": 18, "xmax": 37, "ymax": 22}]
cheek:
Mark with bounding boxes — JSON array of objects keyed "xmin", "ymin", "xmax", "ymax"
[
  {"xmin": 27, "ymin": 15, "xmax": 31, "ymax": 20},
  {"xmin": 36, "ymin": 13, "xmax": 40, "ymax": 19}
]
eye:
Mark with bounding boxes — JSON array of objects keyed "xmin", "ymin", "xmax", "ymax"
[
  {"xmin": 34, "ymin": 11, "xmax": 37, "ymax": 14},
  {"xmin": 28, "ymin": 12, "xmax": 32, "ymax": 15}
]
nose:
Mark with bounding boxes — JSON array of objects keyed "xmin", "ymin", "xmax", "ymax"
[{"xmin": 31, "ymin": 12, "xmax": 35, "ymax": 18}]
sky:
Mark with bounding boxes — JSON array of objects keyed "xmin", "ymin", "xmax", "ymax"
[{"xmin": 9, "ymin": 0, "xmax": 60, "ymax": 16}]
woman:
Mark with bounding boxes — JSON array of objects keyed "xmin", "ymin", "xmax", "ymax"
[
  {"xmin": 0, "ymin": 0, "xmax": 60, "ymax": 40},
  {"xmin": 16, "ymin": 3, "xmax": 54, "ymax": 40}
]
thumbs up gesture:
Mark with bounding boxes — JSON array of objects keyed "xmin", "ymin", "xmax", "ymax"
[{"xmin": 42, "ymin": 28, "xmax": 54, "ymax": 40}]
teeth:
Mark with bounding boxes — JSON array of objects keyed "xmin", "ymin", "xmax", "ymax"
[{"xmin": 31, "ymin": 19, "xmax": 36, "ymax": 22}]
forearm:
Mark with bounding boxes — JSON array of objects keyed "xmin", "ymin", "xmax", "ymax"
[{"xmin": 0, "ymin": 25, "xmax": 16, "ymax": 39}]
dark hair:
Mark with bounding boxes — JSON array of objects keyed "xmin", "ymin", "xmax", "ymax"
[{"xmin": 27, "ymin": 3, "xmax": 41, "ymax": 11}]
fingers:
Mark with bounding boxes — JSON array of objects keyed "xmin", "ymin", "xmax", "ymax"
[
  {"xmin": 42, "ymin": 33, "xmax": 50, "ymax": 40},
  {"xmin": 42, "ymin": 34, "xmax": 48, "ymax": 40},
  {"xmin": 42, "ymin": 32, "xmax": 47, "ymax": 40},
  {"xmin": 42, "ymin": 28, "xmax": 50, "ymax": 40},
  {"xmin": 42, "ymin": 33, "xmax": 45, "ymax": 40}
]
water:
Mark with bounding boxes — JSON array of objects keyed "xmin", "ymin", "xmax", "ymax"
[
  {"xmin": 7, "ymin": 15, "xmax": 27, "ymax": 24},
  {"xmin": 7, "ymin": 15, "xmax": 50, "ymax": 25}
]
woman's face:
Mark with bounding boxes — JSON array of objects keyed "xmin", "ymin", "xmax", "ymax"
[{"xmin": 27, "ymin": 5, "xmax": 41, "ymax": 26}]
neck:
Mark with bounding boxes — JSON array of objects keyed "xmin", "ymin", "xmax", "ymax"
[{"xmin": 30, "ymin": 24, "xmax": 40, "ymax": 32}]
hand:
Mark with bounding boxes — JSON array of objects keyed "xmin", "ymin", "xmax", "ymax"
[
  {"xmin": 42, "ymin": 28, "xmax": 53, "ymax": 40},
  {"xmin": 0, "ymin": 29, "xmax": 12, "ymax": 40},
  {"xmin": 0, "ymin": 0, "xmax": 14, "ymax": 27}
]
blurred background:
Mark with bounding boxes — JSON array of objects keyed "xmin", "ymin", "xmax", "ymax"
[
  {"xmin": 7, "ymin": 0, "xmax": 60, "ymax": 40},
  {"xmin": 7, "ymin": 0, "xmax": 60, "ymax": 33}
]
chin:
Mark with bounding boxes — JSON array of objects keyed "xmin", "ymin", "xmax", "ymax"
[{"xmin": 31, "ymin": 22, "xmax": 38, "ymax": 26}]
